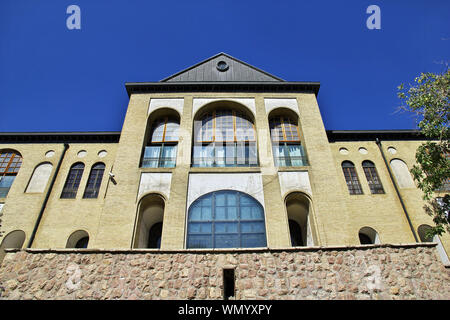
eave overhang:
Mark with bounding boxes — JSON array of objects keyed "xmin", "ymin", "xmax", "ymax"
[
  {"xmin": 125, "ymin": 81, "xmax": 320, "ymax": 97},
  {"xmin": 0, "ymin": 132, "xmax": 121, "ymax": 144},
  {"xmin": 326, "ymin": 129, "xmax": 430, "ymax": 142}
]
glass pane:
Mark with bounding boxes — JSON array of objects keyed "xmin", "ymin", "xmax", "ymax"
[
  {"xmin": 288, "ymin": 144, "xmax": 304, "ymax": 166},
  {"xmin": 161, "ymin": 145, "xmax": 177, "ymax": 168},
  {"xmin": 215, "ymin": 193, "xmax": 226, "ymax": 206},
  {"xmin": 227, "ymin": 193, "xmax": 237, "ymax": 206},
  {"xmin": 188, "ymin": 222, "xmax": 212, "ymax": 233},
  {"xmin": 151, "ymin": 121, "xmax": 165, "ymax": 142},
  {"xmin": 215, "ymin": 207, "xmax": 226, "ymax": 220},
  {"xmin": 241, "ymin": 221, "xmax": 265, "ymax": 233},
  {"xmin": 215, "ymin": 234, "xmax": 239, "ymax": 248},
  {"xmin": 164, "ymin": 121, "xmax": 179, "ymax": 141},
  {"xmin": 227, "ymin": 207, "xmax": 238, "ymax": 220},
  {"xmin": 201, "ymin": 207, "xmax": 212, "ymax": 220},
  {"xmin": 188, "ymin": 235, "xmax": 212, "ymax": 249},
  {"xmin": 241, "ymin": 206, "xmax": 252, "ymax": 220},
  {"xmin": 241, "ymin": 234, "xmax": 266, "ymax": 248},
  {"xmin": 142, "ymin": 146, "xmax": 160, "ymax": 168},
  {"xmin": 215, "ymin": 144, "xmax": 225, "ymax": 167},
  {"xmin": 251, "ymin": 206, "xmax": 264, "ymax": 219},
  {"xmin": 215, "ymin": 222, "xmax": 238, "ymax": 233},
  {"xmin": 189, "ymin": 206, "xmax": 202, "ymax": 221}
]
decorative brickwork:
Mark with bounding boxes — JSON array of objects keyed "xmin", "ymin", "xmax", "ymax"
[{"xmin": 0, "ymin": 243, "xmax": 448, "ymax": 300}]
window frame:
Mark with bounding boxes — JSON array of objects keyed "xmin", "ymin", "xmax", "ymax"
[
  {"xmin": 342, "ymin": 161, "xmax": 363, "ymax": 195},
  {"xmin": 186, "ymin": 190, "xmax": 267, "ymax": 249},
  {"xmin": 0, "ymin": 151, "xmax": 22, "ymax": 198},
  {"xmin": 362, "ymin": 160, "xmax": 385, "ymax": 194},
  {"xmin": 60, "ymin": 162, "xmax": 85, "ymax": 199},
  {"xmin": 82, "ymin": 162, "xmax": 106, "ymax": 199},
  {"xmin": 192, "ymin": 109, "xmax": 258, "ymax": 167},
  {"xmin": 269, "ymin": 116, "xmax": 308, "ymax": 167}
]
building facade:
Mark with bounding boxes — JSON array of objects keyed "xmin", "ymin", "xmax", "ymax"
[{"xmin": 0, "ymin": 53, "xmax": 448, "ymax": 300}]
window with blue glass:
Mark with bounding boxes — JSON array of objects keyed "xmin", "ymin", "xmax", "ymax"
[
  {"xmin": 0, "ymin": 150, "xmax": 22, "ymax": 198},
  {"xmin": 142, "ymin": 117, "xmax": 179, "ymax": 168},
  {"xmin": 269, "ymin": 116, "xmax": 308, "ymax": 167},
  {"xmin": 192, "ymin": 109, "xmax": 258, "ymax": 167},
  {"xmin": 187, "ymin": 190, "xmax": 267, "ymax": 249}
]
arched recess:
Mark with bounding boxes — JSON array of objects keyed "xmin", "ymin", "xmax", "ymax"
[
  {"xmin": 285, "ymin": 192, "xmax": 315, "ymax": 246},
  {"xmin": 26, "ymin": 162, "xmax": 53, "ymax": 193},
  {"xmin": 268, "ymin": 108, "xmax": 308, "ymax": 167},
  {"xmin": 133, "ymin": 193, "xmax": 165, "ymax": 248},
  {"xmin": 192, "ymin": 101, "xmax": 258, "ymax": 167},
  {"xmin": 0, "ymin": 149, "xmax": 23, "ymax": 198},
  {"xmin": 187, "ymin": 190, "xmax": 267, "ymax": 249},
  {"xmin": 358, "ymin": 227, "xmax": 380, "ymax": 245},
  {"xmin": 418, "ymin": 224, "xmax": 450, "ymax": 265},
  {"xmin": 390, "ymin": 159, "xmax": 415, "ymax": 188},
  {"xmin": 66, "ymin": 230, "xmax": 89, "ymax": 248},
  {"xmin": 141, "ymin": 108, "xmax": 180, "ymax": 168},
  {"xmin": 0, "ymin": 230, "xmax": 26, "ymax": 249}
]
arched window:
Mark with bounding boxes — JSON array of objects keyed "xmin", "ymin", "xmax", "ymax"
[
  {"xmin": 358, "ymin": 227, "xmax": 380, "ymax": 245},
  {"xmin": 66, "ymin": 230, "xmax": 89, "ymax": 248},
  {"xmin": 362, "ymin": 161, "xmax": 384, "ymax": 194},
  {"xmin": 192, "ymin": 109, "xmax": 257, "ymax": 167},
  {"xmin": 133, "ymin": 194, "xmax": 165, "ymax": 249},
  {"xmin": 83, "ymin": 163, "xmax": 105, "ymax": 198},
  {"xmin": 342, "ymin": 161, "xmax": 363, "ymax": 195},
  {"xmin": 286, "ymin": 192, "xmax": 315, "ymax": 247},
  {"xmin": 0, "ymin": 230, "xmax": 26, "ymax": 249},
  {"xmin": 0, "ymin": 150, "xmax": 22, "ymax": 198},
  {"xmin": 26, "ymin": 162, "xmax": 53, "ymax": 193},
  {"xmin": 390, "ymin": 159, "xmax": 415, "ymax": 188},
  {"xmin": 269, "ymin": 116, "xmax": 307, "ymax": 167},
  {"xmin": 142, "ymin": 116, "xmax": 179, "ymax": 168},
  {"xmin": 61, "ymin": 162, "xmax": 84, "ymax": 198},
  {"xmin": 418, "ymin": 224, "xmax": 450, "ymax": 265},
  {"xmin": 187, "ymin": 190, "xmax": 266, "ymax": 248}
]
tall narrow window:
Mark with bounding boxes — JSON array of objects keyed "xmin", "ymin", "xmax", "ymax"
[
  {"xmin": 187, "ymin": 190, "xmax": 267, "ymax": 248},
  {"xmin": 142, "ymin": 117, "xmax": 179, "ymax": 168},
  {"xmin": 83, "ymin": 163, "xmax": 105, "ymax": 199},
  {"xmin": 269, "ymin": 116, "xmax": 307, "ymax": 167},
  {"xmin": 362, "ymin": 161, "xmax": 384, "ymax": 194},
  {"xmin": 342, "ymin": 161, "xmax": 363, "ymax": 195},
  {"xmin": 192, "ymin": 109, "xmax": 257, "ymax": 167},
  {"xmin": 61, "ymin": 162, "xmax": 84, "ymax": 199},
  {"xmin": 0, "ymin": 150, "xmax": 22, "ymax": 198}
]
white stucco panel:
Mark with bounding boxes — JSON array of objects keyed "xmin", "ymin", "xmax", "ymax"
[
  {"xmin": 264, "ymin": 98, "xmax": 299, "ymax": 116},
  {"xmin": 187, "ymin": 173, "xmax": 264, "ymax": 208},
  {"xmin": 278, "ymin": 171, "xmax": 312, "ymax": 197},
  {"xmin": 192, "ymin": 98, "xmax": 256, "ymax": 117},
  {"xmin": 138, "ymin": 173, "xmax": 172, "ymax": 199},
  {"xmin": 148, "ymin": 98, "xmax": 184, "ymax": 116},
  {"xmin": 25, "ymin": 163, "xmax": 53, "ymax": 193}
]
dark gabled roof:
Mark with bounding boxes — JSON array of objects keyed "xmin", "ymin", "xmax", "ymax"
[
  {"xmin": 326, "ymin": 129, "xmax": 429, "ymax": 142},
  {"xmin": 0, "ymin": 132, "xmax": 120, "ymax": 144},
  {"xmin": 160, "ymin": 52, "xmax": 285, "ymax": 82}
]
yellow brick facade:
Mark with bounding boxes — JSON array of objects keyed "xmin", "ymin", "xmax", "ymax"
[{"xmin": 0, "ymin": 54, "xmax": 448, "ymax": 265}]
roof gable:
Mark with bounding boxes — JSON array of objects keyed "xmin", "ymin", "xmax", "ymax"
[{"xmin": 160, "ymin": 53, "xmax": 284, "ymax": 82}]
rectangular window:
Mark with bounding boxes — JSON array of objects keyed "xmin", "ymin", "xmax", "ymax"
[
  {"xmin": 0, "ymin": 176, "xmax": 15, "ymax": 198},
  {"xmin": 142, "ymin": 145, "xmax": 177, "ymax": 168}
]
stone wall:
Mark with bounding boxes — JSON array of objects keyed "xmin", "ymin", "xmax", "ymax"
[{"xmin": 0, "ymin": 243, "xmax": 448, "ymax": 300}]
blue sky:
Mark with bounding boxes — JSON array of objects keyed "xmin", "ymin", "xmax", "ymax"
[{"xmin": 0, "ymin": 0, "xmax": 448, "ymax": 132}]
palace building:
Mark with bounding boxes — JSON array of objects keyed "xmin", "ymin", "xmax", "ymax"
[{"xmin": 0, "ymin": 53, "xmax": 448, "ymax": 300}]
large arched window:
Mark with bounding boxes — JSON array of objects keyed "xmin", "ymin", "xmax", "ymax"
[
  {"xmin": 61, "ymin": 162, "xmax": 84, "ymax": 198},
  {"xmin": 142, "ymin": 116, "xmax": 179, "ymax": 168},
  {"xmin": 83, "ymin": 163, "xmax": 105, "ymax": 198},
  {"xmin": 342, "ymin": 161, "xmax": 363, "ymax": 195},
  {"xmin": 0, "ymin": 150, "xmax": 22, "ymax": 198},
  {"xmin": 362, "ymin": 161, "xmax": 384, "ymax": 194},
  {"xmin": 192, "ymin": 109, "xmax": 257, "ymax": 167},
  {"xmin": 187, "ymin": 190, "xmax": 267, "ymax": 248},
  {"xmin": 269, "ymin": 115, "xmax": 307, "ymax": 167}
]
